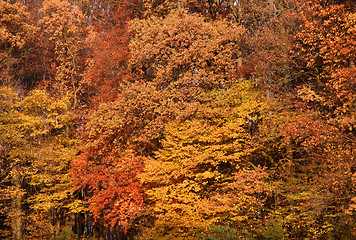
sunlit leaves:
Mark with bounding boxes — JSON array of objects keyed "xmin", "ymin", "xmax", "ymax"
[
  {"xmin": 39, "ymin": 0, "xmax": 88, "ymax": 104},
  {"xmin": 140, "ymin": 82, "xmax": 270, "ymax": 239},
  {"xmin": 0, "ymin": 0, "xmax": 37, "ymax": 87},
  {"xmin": 0, "ymin": 87, "xmax": 80, "ymax": 238},
  {"xmin": 130, "ymin": 9, "xmax": 243, "ymax": 100}
]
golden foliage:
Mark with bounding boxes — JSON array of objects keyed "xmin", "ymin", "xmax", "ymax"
[
  {"xmin": 0, "ymin": 87, "xmax": 80, "ymax": 238},
  {"xmin": 140, "ymin": 82, "xmax": 270, "ymax": 239},
  {"xmin": 130, "ymin": 8, "xmax": 243, "ymax": 99}
]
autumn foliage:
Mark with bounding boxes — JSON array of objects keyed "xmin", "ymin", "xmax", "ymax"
[{"xmin": 0, "ymin": 0, "xmax": 355, "ymax": 239}]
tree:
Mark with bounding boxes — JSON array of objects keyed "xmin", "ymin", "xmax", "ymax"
[
  {"xmin": 0, "ymin": 87, "xmax": 80, "ymax": 239},
  {"xmin": 83, "ymin": 0, "xmax": 143, "ymax": 104},
  {"xmin": 123, "ymin": 9, "xmax": 258, "ymax": 238},
  {"xmin": 71, "ymin": 84, "xmax": 160, "ymax": 236},
  {"xmin": 0, "ymin": 0, "xmax": 37, "ymax": 89},
  {"xmin": 291, "ymin": 0, "xmax": 356, "ymax": 115},
  {"xmin": 233, "ymin": 0, "xmax": 300, "ymax": 90},
  {"xmin": 39, "ymin": 0, "xmax": 89, "ymax": 106},
  {"xmin": 129, "ymin": 8, "xmax": 244, "ymax": 101},
  {"xmin": 139, "ymin": 82, "xmax": 271, "ymax": 239},
  {"xmin": 71, "ymin": 101, "xmax": 145, "ymax": 236},
  {"xmin": 264, "ymin": 0, "xmax": 356, "ymax": 238}
]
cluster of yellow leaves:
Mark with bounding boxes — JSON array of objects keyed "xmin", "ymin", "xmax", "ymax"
[
  {"xmin": 0, "ymin": 87, "xmax": 81, "ymax": 238},
  {"xmin": 140, "ymin": 82, "xmax": 270, "ymax": 239}
]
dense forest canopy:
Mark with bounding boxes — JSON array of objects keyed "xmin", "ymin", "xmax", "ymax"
[{"xmin": 0, "ymin": 0, "xmax": 355, "ymax": 239}]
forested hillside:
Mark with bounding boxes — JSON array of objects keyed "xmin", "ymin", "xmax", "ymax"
[{"xmin": 0, "ymin": 0, "xmax": 355, "ymax": 239}]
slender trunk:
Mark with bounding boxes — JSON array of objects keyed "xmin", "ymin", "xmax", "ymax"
[
  {"xmin": 285, "ymin": 140, "xmax": 294, "ymax": 176},
  {"xmin": 11, "ymin": 168, "xmax": 23, "ymax": 240},
  {"xmin": 237, "ymin": 0, "xmax": 243, "ymax": 80},
  {"xmin": 229, "ymin": 1, "xmax": 244, "ymax": 79},
  {"xmin": 55, "ymin": 211, "xmax": 61, "ymax": 237}
]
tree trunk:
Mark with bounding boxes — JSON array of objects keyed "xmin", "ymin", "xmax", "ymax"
[
  {"xmin": 11, "ymin": 168, "xmax": 23, "ymax": 240},
  {"xmin": 237, "ymin": 0, "xmax": 243, "ymax": 80}
]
